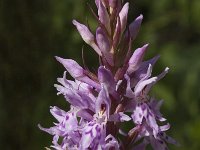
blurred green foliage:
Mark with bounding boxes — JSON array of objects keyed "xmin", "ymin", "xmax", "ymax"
[{"xmin": 0, "ymin": 0, "xmax": 200, "ymax": 149}]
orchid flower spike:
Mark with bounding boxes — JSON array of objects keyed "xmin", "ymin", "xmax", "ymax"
[{"xmin": 39, "ymin": 0, "xmax": 178, "ymax": 150}]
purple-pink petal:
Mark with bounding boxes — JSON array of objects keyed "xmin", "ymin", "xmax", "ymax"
[
  {"xmin": 96, "ymin": 27, "xmax": 113, "ymax": 65},
  {"xmin": 96, "ymin": 85, "xmax": 111, "ymax": 117},
  {"xmin": 55, "ymin": 56, "xmax": 100, "ymax": 90},
  {"xmin": 98, "ymin": 66, "xmax": 116, "ymax": 94},
  {"xmin": 119, "ymin": 2, "xmax": 129, "ymax": 32},
  {"xmin": 126, "ymin": 14, "xmax": 143, "ymax": 41},
  {"xmin": 98, "ymin": 0, "xmax": 110, "ymax": 33},
  {"xmin": 73, "ymin": 20, "xmax": 102, "ymax": 56},
  {"xmin": 127, "ymin": 44, "xmax": 149, "ymax": 75}
]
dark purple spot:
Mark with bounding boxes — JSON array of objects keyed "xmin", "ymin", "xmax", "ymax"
[
  {"xmin": 165, "ymin": 136, "xmax": 169, "ymax": 140},
  {"xmin": 141, "ymin": 105, "xmax": 146, "ymax": 111},
  {"xmin": 65, "ymin": 115, "xmax": 69, "ymax": 120},
  {"xmin": 97, "ymin": 134, "xmax": 101, "ymax": 140},
  {"xmin": 95, "ymin": 126, "xmax": 101, "ymax": 132},
  {"xmin": 139, "ymin": 113, "xmax": 142, "ymax": 118},
  {"xmin": 146, "ymin": 113, "xmax": 149, "ymax": 118},
  {"xmin": 160, "ymin": 132, "xmax": 164, "ymax": 136},
  {"xmin": 159, "ymin": 140, "xmax": 164, "ymax": 144}
]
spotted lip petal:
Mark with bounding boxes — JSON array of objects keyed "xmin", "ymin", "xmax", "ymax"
[
  {"xmin": 38, "ymin": 107, "xmax": 78, "ymax": 136},
  {"xmin": 131, "ymin": 100, "xmax": 175, "ymax": 150},
  {"xmin": 105, "ymin": 134, "xmax": 120, "ymax": 150},
  {"xmin": 77, "ymin": 109, "xmax": 94, "ymax": 121},
  {"xmin": 80, "ymin": 121, "xmax": 106, "ymax": 149},
  {"xmin": 131, "ymin": 102, "xmax": 159, "ymax": 137}
]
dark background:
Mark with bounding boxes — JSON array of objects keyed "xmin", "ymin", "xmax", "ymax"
[{"xmin": 0, "ymin": 0, "xmax": 200, "ymax": 149}]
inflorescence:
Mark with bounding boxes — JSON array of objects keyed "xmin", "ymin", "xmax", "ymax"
[{"xmin": 39, "ymin": 0, "xmax": 179, "ymax": 149}]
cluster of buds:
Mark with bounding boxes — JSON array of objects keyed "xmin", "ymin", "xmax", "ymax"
[{"xmin": 39, "ymin": 0, "xmax": 179, "ymax": 149}]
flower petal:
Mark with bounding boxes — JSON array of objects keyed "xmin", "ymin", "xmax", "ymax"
[
  {"xmin": 77, "ymin": 109, "xmax": 94, "ymax": 121},
  {"xmin": 80, "ymin": 122, "xmax": 105, "ymax": 149},
  {"xmin": 160, "ymin": 124, "xmax": 170, "ymax": 132},
  {"xmin": 127, "ymin": 44, "xmax": 149, "ymax": 75},
  {"xmin": 132, "ymin": 103, "xmax": 147, "ymax": 124},
  {"xmin": 98, "ymin": 1, "xmax": 110, "ymax": 32},
  {"xmin": 119, "ymin": 3, "xmax": 129, "ymax": 32},
  {"xmin": 98, "ymin": 66, "xmax": 119, "ymax": 102},
  {"xmin": 126, "ymin": 14, "xmax": 143, "ymax": 41},
  {"xmin": 134, "ymin": 76, "xmax": 157, "ymax": 98},
  {"xmin": 143, "ymin": 67, "xmax": 169, "ymax": 95},
  {"xmin": 105, "ymin": 134, "xmax": 120, "ymax": 150},
  {"xmin": 109, "ymin": 0, "xmax": 118, "ymax": 8},
  {"xmin": 98, "ymin": 66, "xmax": 116, "ymax": 94},
  {"xmin": 134, "ymin": 139, "xmax": 149, "ymax": 150},
  {"xmin": 73, "ymin": 20, "xmax": 102, "ymax": 56},
  {"xmin": 132, "ymin": 55, "xmax": 160, "ymax": 85},
  {"xmin": 109, "ymin": 112, "xmax": 131, "ymax": 122},
  {"xmin": 124, "ymin": 74, "xmax": 134, "ymax": 98},
  {"xmin": 50, "ymin": 106, "xmax": 66, "ymax": 123},
  {"xmin": 150, "ymin": 136, "xmax": 168, "ymax": 150},
  {"xmin": 55, "ymin": 57, "xmax": 83, "ymax": 78},
  {"xmin": 55, "ymin": 56, "xmax": 100, "ymax": 90},
  {"xmin": 38, "ymin": 124, "xmax": 60, "ymax": 135},
  {"xmin": 96, "ymin": 85, "xmax": 111, "ymax": 117},
  {"xmin": 96, "ymin": 28, "xmax": 113, "ymax": 65}
]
